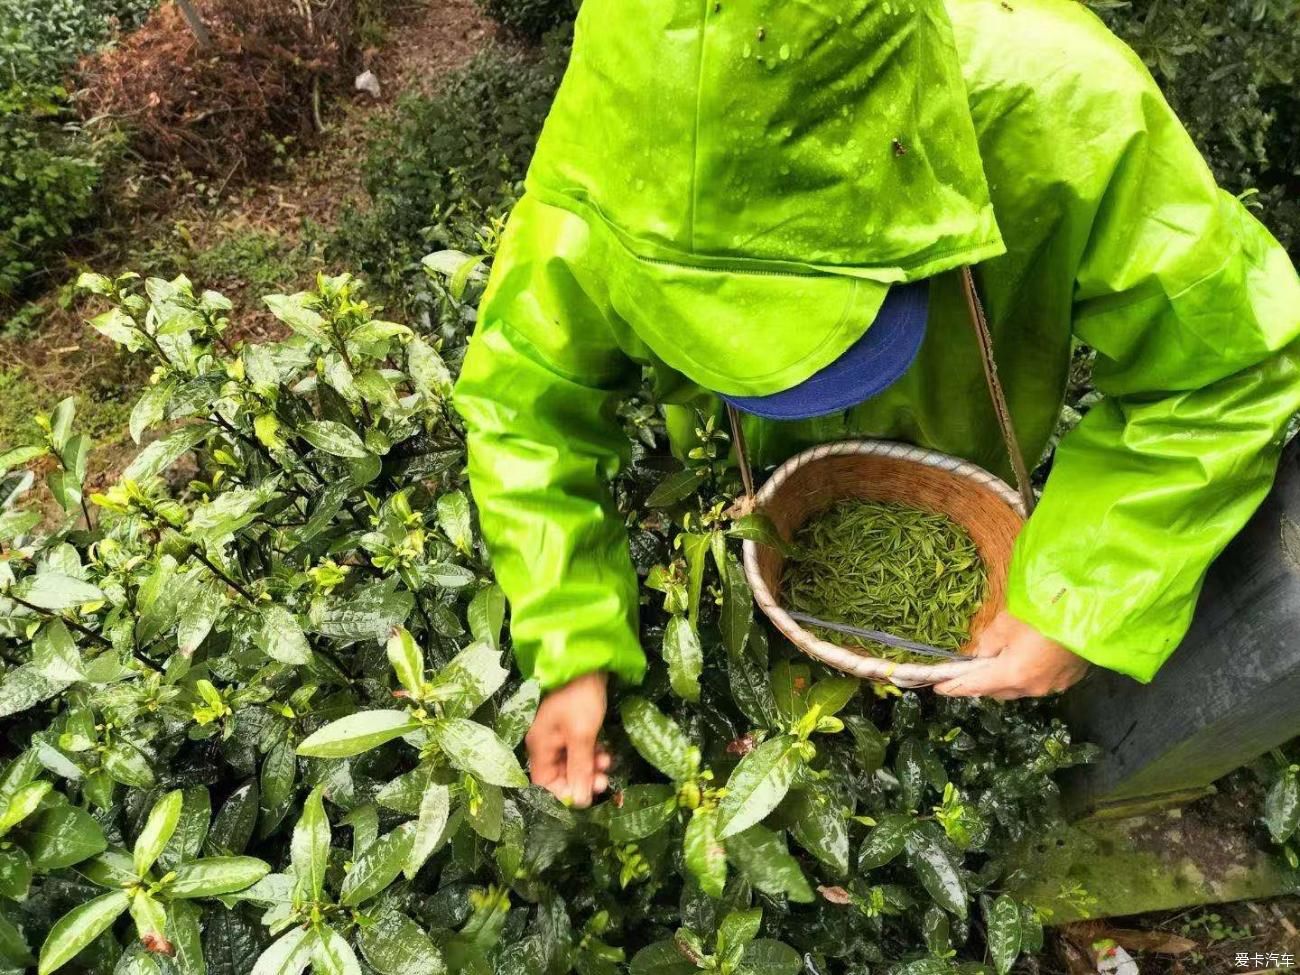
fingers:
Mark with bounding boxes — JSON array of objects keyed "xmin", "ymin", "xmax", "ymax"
[
  {"xmin": 565, "ymin": 726, "xmax": 599, "ymax": 809},
  {"xmin": 933, "ymin": 658, "xmax": 1009, "ymax": 698},
  {"xmin": 525, "ymin": 718, "xmax": 566, "ymax": 793}
]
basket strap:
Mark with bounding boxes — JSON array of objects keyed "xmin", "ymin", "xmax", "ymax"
[
  {"xmin": 726, "ymin": 267, "xmax": 1036, "ymax": 515},
  {"xmin": 960, "ymin": 267, "xmax": 1036, "ymax": 515}
]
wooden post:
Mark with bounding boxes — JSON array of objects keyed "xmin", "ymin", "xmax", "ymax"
[
  {"xmin": 175, "ymin": 0, "xmax": 213, "ymax": 48},
  {"xmin": 1061, "ymin": 436, "xmax": 1300, "ymax": 818}
]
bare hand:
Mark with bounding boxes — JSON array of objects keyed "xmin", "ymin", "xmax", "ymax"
[
  {"xmin": 525, "ymin": 671, "xmax": 612, "ymax": 808},
  {"xmin": 933, "ymin": 610, "xmax": 1089, "ymax": 699}
]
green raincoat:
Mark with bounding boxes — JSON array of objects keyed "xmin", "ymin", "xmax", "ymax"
[{"xmin": 454, "ymin": 0, "xmax": 1300, "ymax": 691}]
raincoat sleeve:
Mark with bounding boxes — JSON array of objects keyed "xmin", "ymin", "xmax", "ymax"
[
  {"xmin": 1005, "ymin": 62, "xmax": 1300, "ymax": 682},
  {"xmin": 453, "ymin": 197, "xmax": 646, "ymax": 691}
]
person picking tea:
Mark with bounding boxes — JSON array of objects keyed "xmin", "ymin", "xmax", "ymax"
[{"xmin": 453, "ymin": 0, "xmax": 1300, "ymax": 807}]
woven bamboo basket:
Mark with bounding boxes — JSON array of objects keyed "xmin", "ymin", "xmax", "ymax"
[{"xmin": 739, "ymin": 439, "xmax": 1027, "ymax": 687}]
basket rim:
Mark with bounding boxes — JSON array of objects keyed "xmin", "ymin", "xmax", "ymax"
[{"xmin": 741, "ymin": 438, "xmax": 1027, "ymax": 687}]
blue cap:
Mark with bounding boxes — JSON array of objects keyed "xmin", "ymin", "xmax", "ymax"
[{"xmin": 720, "ymin": 280, "xmax": 930, "ymax": 420}]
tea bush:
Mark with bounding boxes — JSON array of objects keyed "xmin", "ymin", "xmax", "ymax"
[
  {"xmin": 0, "ymin": 0, "xmax": 147, "ymax": 303},
  {"xmin": 0, "ymin": 85, "xmax": 102, "ymax": 302},
  {"xmin": 0, "ymin": 253, "xmax": 1095, "ymax": 975},
  {"xmin": 331, "ymin": 32, "xmax": 571, "ymax": 310},
  {"xmin": 473, "ymin": 0, "xmax": 575, "ymax": 41},
  {"xmin": 1097, "ymin": 0, "xmax": 1299, "ymax": 256}
]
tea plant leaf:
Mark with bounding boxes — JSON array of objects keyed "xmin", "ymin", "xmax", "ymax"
[
  {"xmin": 300, "ymin": 420, "xmax": 370, "ymax": 459},
  {"xmin": 718, "ymin": 555, "xmax": 753, "ymax": 659},
  {"xmin": 922, "ymin": 905, "xmax": 950, "ymax": 956},
  {"xmin": 857, "ymin": 814, "xmax": 916, "ymax": 871},
  {"xmin": 905, "ymin": 829, "xmax": 967, "ymax": 919},
  {"xmin": 356, "ymin": 910, "xmax": 446, "ymax": 975},
  {"xmin": 135, "ymin": 789, "xmax": 184, "ymax": 877},
  {"xmin": 684, "ymin": 806, "xmax": 727, "ymax": 898},
  {"xmin": 123, "ymin": 425, "xmax": 210, "ymax": 482},
  {"xmin": 727, "ymin": 512, "xmax": 800, "ymax": 558},
  {"xmin": 12, "ymin": 573, "xmax": 102, "ymax": 611},
  {"xmin": 37, "ymin": 889, "xmax": 131, "ymax": 975},
  {"xmin": 646, "ymin": 469, "xmax": 706, "ymax": 509},
  {"xmin": 386, "ymin": 626, "xmax": 425, "ymax": 696},
  {"xmin": 0, "ymin": 665, "xmax": 69, "ymax": 720},
  {"xmin": 167, "ymin": 902, "xmax": 203, "ymax": 975},
  {"xmin": 406, "ymin": 783, "xmax": 451, "ymax": 879},
  {"xmin": 663, "ymin": 615, "xmax": 703, "ymax": 703},
  {"xmin": 844, "ymin": 716, "xmax": 889, "ymax": 775},
  {"xmin": 770, "ymin": 661, "xmax": 810, "ymax": 725},
  {"xmin": 606, "ymin": 785, "xmax": 678, "ymax": 844},
  {"xmin": 718, "ymin": 735, "xmax": 801, "ymax": 838},
  {"xmin": 466, "ymin": 783, "xmax": 505, "ymax": 842},
  {"xmin": 127, "ymin": 891, "xmax": 169, "ymax": 951},
  {"xmin": 309, "ymin": 925, "xmax": 361, "ymax": 972},
  {"xmin": 206, "ymin": 783, "xmax": 259, "ymax": 856},
  {"xmin": 341, "ymin": 824, "xmax": 415, "ymax": 906},
  {"xmin": 130, "ymin": 377, "xmax": 176, "ymax": 444},
  {"xmin": 786, "ymin": 788, "xmax": 849, "ymax": 875},
  {"xmin": 431, "ymin": 718, "xmax": 528, "ymax": 788},
  {"xmin": 312, "ymin": 581, "xmax": 414, "ymax": 642},
  {"xmin": 723, "ymin": 824, "xmax": 813, "ymax": 902},
  {"xmin": 717, "ymin": 908, "xmax": 762, "ymax": 954},
  {"xmin": 263, "ymin": 294, "xmax": 328, "ymax": 344},
  {"xmin": 806, "ymin": 677, "xmax": 859, "ymax": 718},
  {"xmin": 0, "ymin": 508, "xmax": 41, "ymax": 541},
  {"xmin": 740, "ymin": 940, "xmax": 802, "ymax": 975},
  {"xmin": 297, "ymin": 711, "xmax": 421, "ymax": 758},
  {"xmin": 427, "ymin": 641, "xmax": 507, "ymax": 718},
  {"xmin": 468, "ymin": 584, "xmax": 505, "ymax": 650},
  {"xmin": 158, "ymin": 786, "xmax": 211, "ymax": 871},
  {"xmin": 1019, "ymin": 902, "xmax": 1045, "ymax": 954},
  {"xmin": 259, "ymin": 605, "xmax": 313, "ymax": 665},
  {"xmin": 291, "ymin": 788, "xmax": 330, "ymax": 902},
  {"xmin": 407, "ymin": 336, "xmax": 453, "ymax": 401},
  {"xmin": 169, "ymin": 856, "xmax": 270, "ymax": 898},
  {"xmin": 986, "ymin": 894, "xmax": 1022, "ymax": 975},
  {"xmin": 0, "ymin": 846, "xmax": 31, "ymax": 899},
  {"xmin": 620, "ymin": 697, "xmax": 699, "ymax": 783},
  {"xmin": 628, "ymin": 939, "xmax": 696, "ymax": 975},
  {"xmin": 259, "ymin": 740, "xmax": 296, "ymax": 836},
  {"xmin": 251, "ymin": 925, "xmax": 316, "ymax": 975},
  {"xmin": 495, "ymin": 681, "xmax": 540, "ymax": 749},
  {"xmin": 32, "ymin": 620, "xmax": 83, "ymax": 683},
  {"xmin": 728, "ymin": 625, "xmax": 778, "ymax": 729},
  {"xmin": 23, "ymin": 801, "xmax": 107, "ymax": 871},
  {"xmin": 437, "ymin": 491, "xmax": 473, "ymax": 555},
  {"xmin": 202, "ymin": 906, "xmax": 261, "ymax": 975}
]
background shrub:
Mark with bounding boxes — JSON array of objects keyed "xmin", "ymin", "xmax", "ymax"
[
  {"xmin": 474, "ymin": 0, "xmax": 576, "ymax": 41},
  {"xmin": 0, "ymin": 0, "xmax": 151, "ymax": 303},
  {"xmin": 1099, "ymin": 0, "xmax": 1300, "ymax": 257},
  {"xmin": 0, "ymin": 85, "xmax": 101, "ymax": 302},
  {"xmin": 331, "ymin": 31, "xmax": 571, "ymax": 311}
]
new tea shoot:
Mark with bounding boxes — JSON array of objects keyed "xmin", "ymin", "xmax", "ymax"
[{"xmin": 782, "ymin": 499, "xmax": 988, "ymax": 662}]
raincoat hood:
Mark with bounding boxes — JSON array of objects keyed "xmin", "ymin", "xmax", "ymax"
[{"xmin": 526, "ymin": 0, "xmax": 1006, "ymax": 395}]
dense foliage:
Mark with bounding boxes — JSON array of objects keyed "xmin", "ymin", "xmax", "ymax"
[
  {"xmin": 332, "ymin": 33, "xmax": 571, "ymax": 310},
  {"xmin": 0, "ymin": 84, "xmax": 103, "ymax": 302},
  {"xmin": 0, "ymin": 0, "xmax": 149, "ymax": 303},
  {"xmin": 474, "ymin": 0, "xmax": 574, "ymax": 41},
  {"xmin": 0, "ymin": 253, "xmax": 1094, "ymax": 975},
  {"xmin": 1099, "ymin": 0, "xmax": 1300, "ymax": 257}
]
